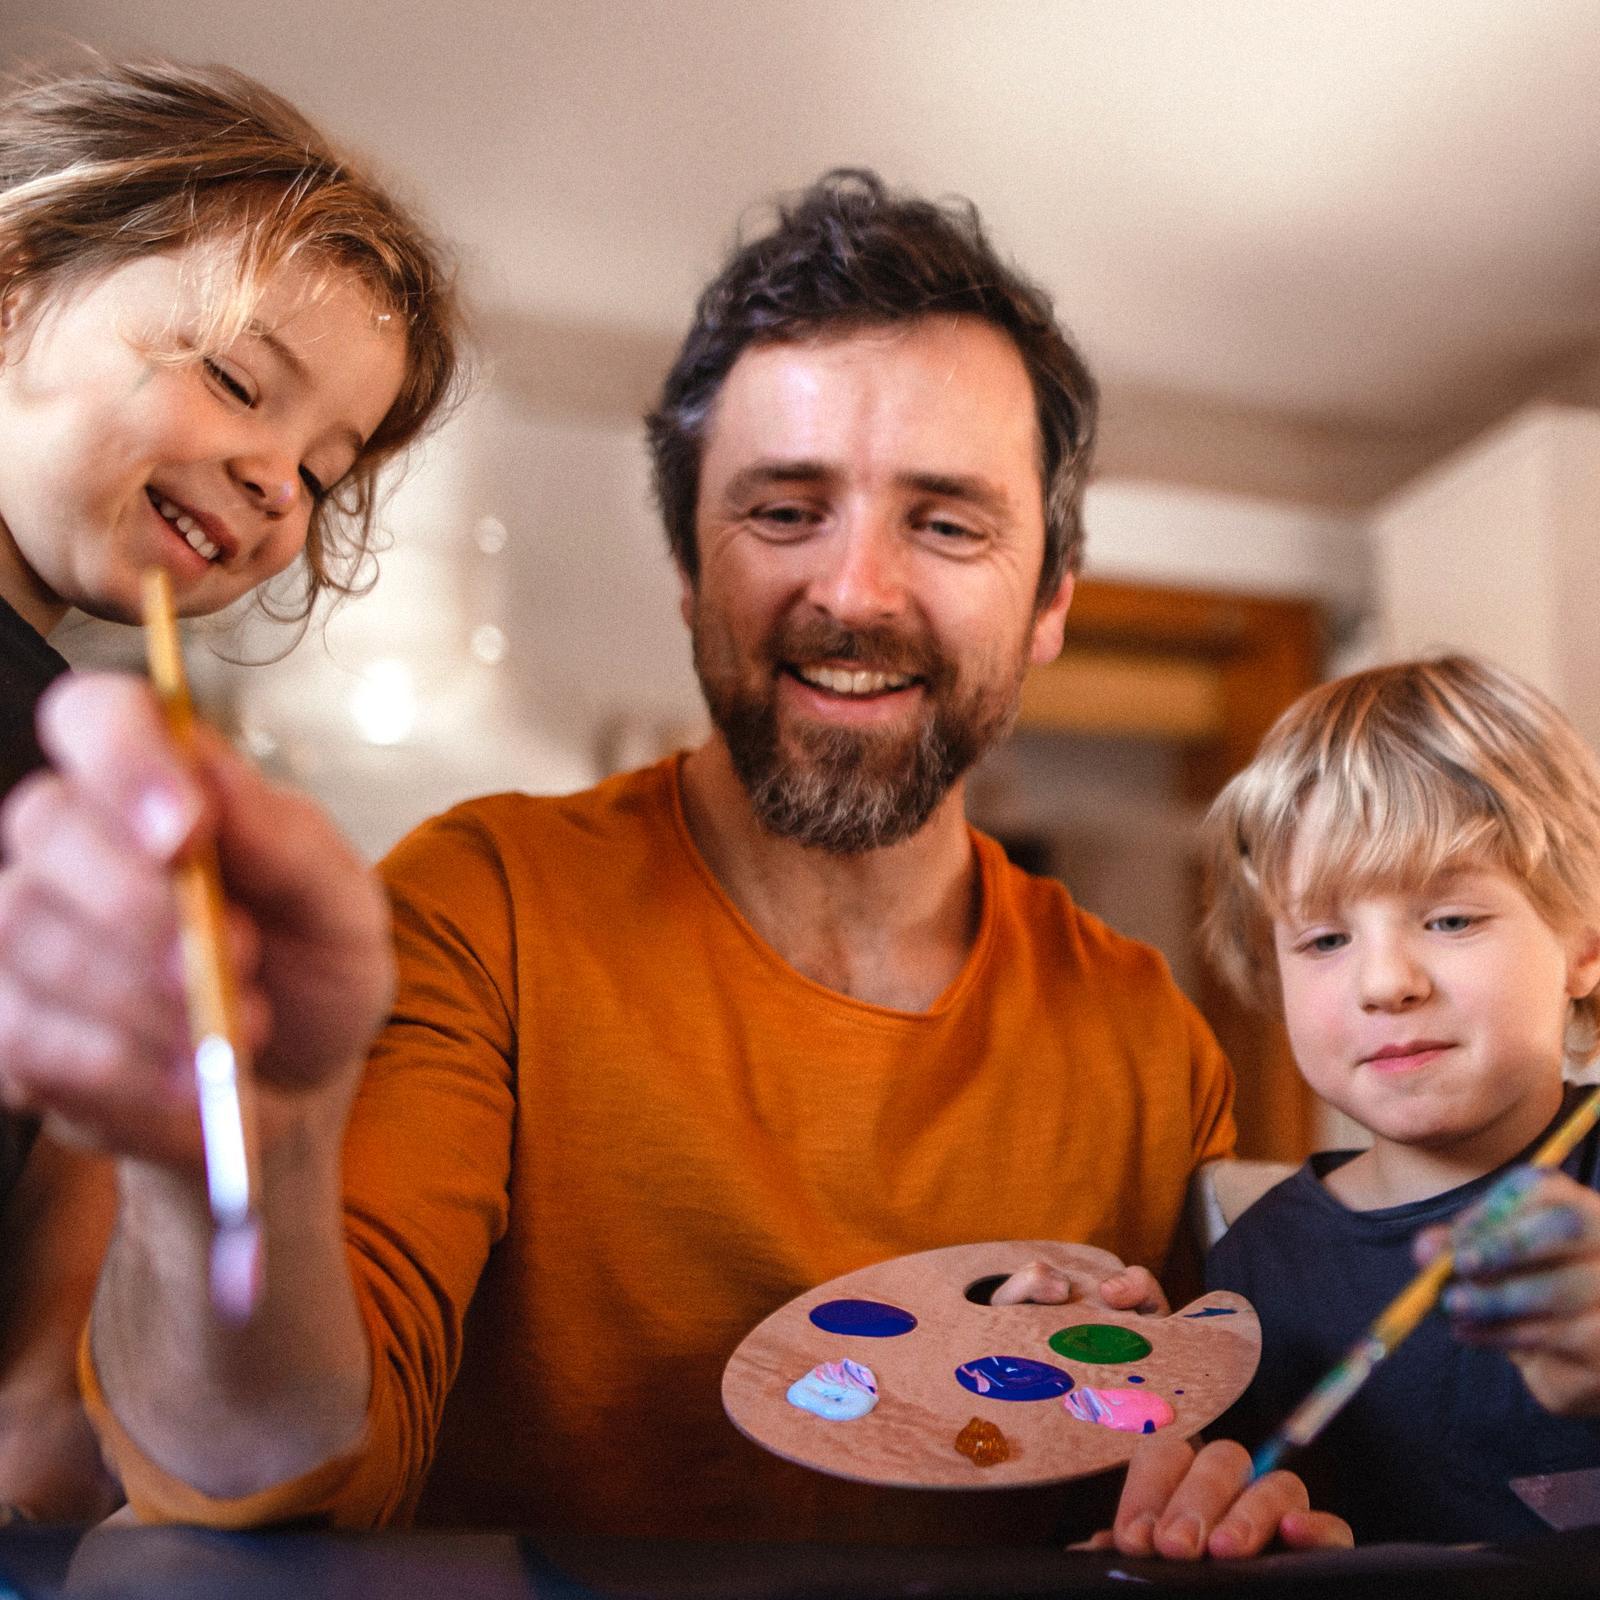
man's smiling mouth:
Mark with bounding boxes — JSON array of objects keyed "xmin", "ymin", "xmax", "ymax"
[{"xmin": 791, "ymin": 664, "xmax": 916, "ymax": 696}]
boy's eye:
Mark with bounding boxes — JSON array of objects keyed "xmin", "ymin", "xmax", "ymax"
[
  {"xmin": 1427, "ymin": 912, "xmax": 1479, "ymax": 934},
  {"xmin": 203, "ymin": 357, "xmax": 256, "ymax": 407},
  {"xmin": 1298, "ymin": 931, "xmax": 1349, "ymax": 955}
]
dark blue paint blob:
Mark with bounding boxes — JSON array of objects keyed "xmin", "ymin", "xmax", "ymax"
[
  {"xmin": 954, "ymin": 1355, "xmax": 1075, "ymax": 1402},
  {"xmin": 1182, "ymin": 1307, "xmax": 1238, "ymax": 1318},
  {"xmin": 1142, "ymin": 1420, "xmax": 1156, "ymax": 1433},
  {"xmin": 1127, "ymin": 1374, "xmax": 1146, "ymax": 1384},
  {"xmin": 809, "ymin": 1298, "xmax": 918, "ymax": 1338}
]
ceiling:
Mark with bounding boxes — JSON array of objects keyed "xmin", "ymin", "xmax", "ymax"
[{"xmin": 9, "ymin": 0, "xmax": 1600, "ymax": 501}]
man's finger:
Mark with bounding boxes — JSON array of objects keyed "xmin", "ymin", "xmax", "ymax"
[
  {"xmin": 1110, "ymin": 1433, "xmax": 1200, "ymax": 1556},
  {"xmin": 1097, "ymin": 1264, "xmax": 1169, "ymax": 1316},
  {"xmin": 989, "ymin": 1261, "xmax": 1074, "ymax": 1306}
]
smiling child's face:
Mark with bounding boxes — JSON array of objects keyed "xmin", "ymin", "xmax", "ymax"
[
  {"xmin": 1272, "ymin": 821, "xmax": 1600, "ymax": 1185},
  {"xmin": 0, "ymin": 246, "xmax": 407, "ymax": 632}
]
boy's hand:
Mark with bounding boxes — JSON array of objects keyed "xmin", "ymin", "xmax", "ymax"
[
  {"xmin": 1071, "ymin": 1435, "xmax": 1353, "ymax": 1559},
  {"xmin": 1423, "ymin": 1166, "xmax": 1600, "ymax": 1416}
]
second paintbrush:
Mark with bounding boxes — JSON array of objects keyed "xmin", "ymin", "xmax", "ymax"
[{"xmin": 1251, "ymin": 1082, "xmax": 1600, "ymax": 1479}]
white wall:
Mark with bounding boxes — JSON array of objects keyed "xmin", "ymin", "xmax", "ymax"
[{"xmin": 1373, "ymin": 402, "xmax": 1600, "ymax": 751}]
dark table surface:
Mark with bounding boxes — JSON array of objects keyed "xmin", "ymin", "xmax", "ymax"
[{"xmin": 3, "ymin": 1524, "xmax": 1600, "ymax": 1600}]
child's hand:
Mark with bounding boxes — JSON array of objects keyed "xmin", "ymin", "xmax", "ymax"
[{"xmin": 1424, "ymin": 1165, "xmax": 1600, "ymax": 1416}]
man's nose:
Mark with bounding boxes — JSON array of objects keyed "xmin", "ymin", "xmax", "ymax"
[
  {"xmin": 1359, "ymin": 935, "xmax": 1431, "ymax": 1011},
  {"xmin": 804, "ymin": 513, "xmax": 906, "ymax": 623}
]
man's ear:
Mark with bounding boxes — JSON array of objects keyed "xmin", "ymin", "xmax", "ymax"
[
  {"xmin": 677, "ymin": 563, "xmax": 695, "ymax": 629},
  {"xmin": 1027, "ymin": 572, "xmax": 1075, "ymax": 666}
]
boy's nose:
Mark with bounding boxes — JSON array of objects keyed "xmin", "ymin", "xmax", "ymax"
[{"xmin": 1359, "ymin": 941, "xmax": 1431, "ymax": 1010}]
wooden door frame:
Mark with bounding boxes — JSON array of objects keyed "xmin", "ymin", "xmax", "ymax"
[{"xmin": 1017, "ymin": 576, "xmax": 1326, "ymax": 1162}]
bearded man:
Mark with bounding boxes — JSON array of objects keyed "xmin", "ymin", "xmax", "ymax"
[{"xmin": 0, "ymin": 172, "xmax": 1350, "ymax": 1558}]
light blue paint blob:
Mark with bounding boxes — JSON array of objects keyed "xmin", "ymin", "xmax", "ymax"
[{"xmin": 786, "ymin": 1359, "xmax": 879, "ymax": 1421}]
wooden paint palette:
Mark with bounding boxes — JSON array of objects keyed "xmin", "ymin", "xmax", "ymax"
[{"xmin": 722, "ymin": 1239, "xmax": 1259, "ymax": 1490}]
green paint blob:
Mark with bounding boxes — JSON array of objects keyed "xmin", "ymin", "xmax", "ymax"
[{"xmin": 1048, "ymin": 1323, "xmax": 1153, "ymax": 1364}]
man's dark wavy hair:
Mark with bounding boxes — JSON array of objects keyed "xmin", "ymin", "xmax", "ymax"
[{"xmin": 645, "ymin": 168, "xmax": 1098, "ymax": 608}]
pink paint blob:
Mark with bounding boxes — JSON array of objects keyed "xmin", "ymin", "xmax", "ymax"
[{"xmin": 1063, "ymin": 1385, "xmax": 1175, "ymax": 1434}]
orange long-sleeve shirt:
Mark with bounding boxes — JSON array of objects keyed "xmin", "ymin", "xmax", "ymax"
[{"xmin": 89, "ymin": 757, "xmax": 1235, "ymax": 1541}]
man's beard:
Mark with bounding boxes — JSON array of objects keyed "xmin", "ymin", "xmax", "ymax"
[{"xmin": 693, "ymin": 612, "xmax": 1026, "ymax": 854}]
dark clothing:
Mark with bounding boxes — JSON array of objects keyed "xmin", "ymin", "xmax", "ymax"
[
  {"xmin": 1207, "ymin": 1088, "xmax": 1600, "ymax": 1545},
  {"xmin": 0, "ymin": 597, "xmax": 69, "ymax": 1214}
]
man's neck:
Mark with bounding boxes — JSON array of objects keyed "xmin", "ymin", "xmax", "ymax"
[{"xmin": 678, "ymin": 739, "xmax": 982, "ymax": 1012}]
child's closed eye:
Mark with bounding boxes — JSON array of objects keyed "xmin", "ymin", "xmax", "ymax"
[{"xmin": 203, "ymin": 356, "xmax": 257, "ymax": 407}]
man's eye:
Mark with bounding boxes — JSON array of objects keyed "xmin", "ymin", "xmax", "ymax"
[
  {"xmin": 926, "ymin": 518, "xmax": 979, "ymax": 542},
  {"xmin": 299, "ymin": 466, "xmax": 327, "ymax": 500},
  {"xmin": 203, "ymin": 358, "xmax": 255, "ymax": 406}
]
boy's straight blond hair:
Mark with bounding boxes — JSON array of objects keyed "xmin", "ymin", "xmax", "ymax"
[{"xmin": 1202, "ymin": 655, "xmax": 1600, "ymax": 1056}]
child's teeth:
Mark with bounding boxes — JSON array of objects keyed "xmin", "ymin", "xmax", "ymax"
[
  {"xmin": 183, "ymin": 525, "xmax": 220, "ymax": 561},
  {"xmin": 153, "ymin": 495, "xmax": 220, "ymax": 561}
]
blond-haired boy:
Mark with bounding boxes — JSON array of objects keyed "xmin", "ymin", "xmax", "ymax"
[{"xmin": 1204, "ymin": 656, "xmax": 1600, "ymax": 1543}]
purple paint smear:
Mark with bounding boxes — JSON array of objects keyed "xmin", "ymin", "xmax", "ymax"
[{"xmin": 955, "ymin": 1355, "xmax": 1074, "ymax": 1402}]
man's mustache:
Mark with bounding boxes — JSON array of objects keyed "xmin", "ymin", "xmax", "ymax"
[{"xmin": 767, "ymin": 620, "xmax": 945, "ymax": 681}]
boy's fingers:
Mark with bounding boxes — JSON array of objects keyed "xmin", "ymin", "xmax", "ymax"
[
  {"xmin": 1454, "ymin": 1201, "xmax": 1591, "ymax": 1277},
  {"xmin": 1448, "ymin": 1259, "xmax": 1600, "ymax": 1325}
]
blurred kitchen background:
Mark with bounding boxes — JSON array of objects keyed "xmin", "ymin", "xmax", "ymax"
[{"xmin": 8, "ymin": 0, "xmax": 1600, "ymax": 1157}]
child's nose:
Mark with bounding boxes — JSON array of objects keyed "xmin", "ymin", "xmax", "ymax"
[
  {"xmin": 1359, "ymin": 940, "xmax": 1431, "ymax": 1010},
  {"xmin": 233, "ymin": 453, "xmax": 299, "ymax": 514}
]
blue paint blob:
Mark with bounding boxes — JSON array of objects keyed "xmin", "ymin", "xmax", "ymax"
[
  {"xmin": 1142, "ymin": 1420, "xmax": 1155, "ymax": 1433},
  {"xmin": 1127, "ymin": 1374, "xmax": 1146, "ymax": 1384},
  {"xmin": 1182, "ymin": 1307, "xmax": 1238, "ymax": 1318},
  {"xmin": 809, "ymin": 1298, "xmax": 918, "ymax": 1338},
  {"xmin": 954, "ymin": 1355, "xmax": 1075, "ymax": 1402}
]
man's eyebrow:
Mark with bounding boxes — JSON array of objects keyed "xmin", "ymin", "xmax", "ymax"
[
  {"xmin": 719, "ymin": 462, "xmax": 1013, "ymax": 520},
  {"xmin": 247, "ymin": 322, "xmax": 366, "ymax": 456},
  {"xmin": 898, "ymin": 471, "xmax": 1012, "ymax": 520},
  {"xmin": 720, "ymin": 460, "xmax": 834, "ymax": 501}
]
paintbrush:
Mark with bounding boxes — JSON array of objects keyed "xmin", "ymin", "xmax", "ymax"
[
  {"xmin": 140, "ymin": 567, "xmax": 262, "ymax": 1324},
  {"xmin": 1250, "ymin": 1081, "xmax": 1600, "ymax": 1478}
]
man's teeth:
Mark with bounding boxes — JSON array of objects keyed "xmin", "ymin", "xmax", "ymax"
[
  {"xmin": 154, "ymin": 496, "xmax": 221, "ymax": 562},
  {"xmin": 797, "ymin": 665, "xmax": 914, "ymax": 696}
]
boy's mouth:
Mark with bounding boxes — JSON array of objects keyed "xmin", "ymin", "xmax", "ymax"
[
  {"xmin": 147, "ymin": 488, "xmax": 224, "ymax": 564},
  {"xmin": 1362, "ymin": 1040, "xmax": 1453, "ymax": 1072}
]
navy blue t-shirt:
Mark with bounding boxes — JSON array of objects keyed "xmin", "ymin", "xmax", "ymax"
[{"xmin": 1207, "ymin": 1089, "xmax": 1600, "ymax": 1544}]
